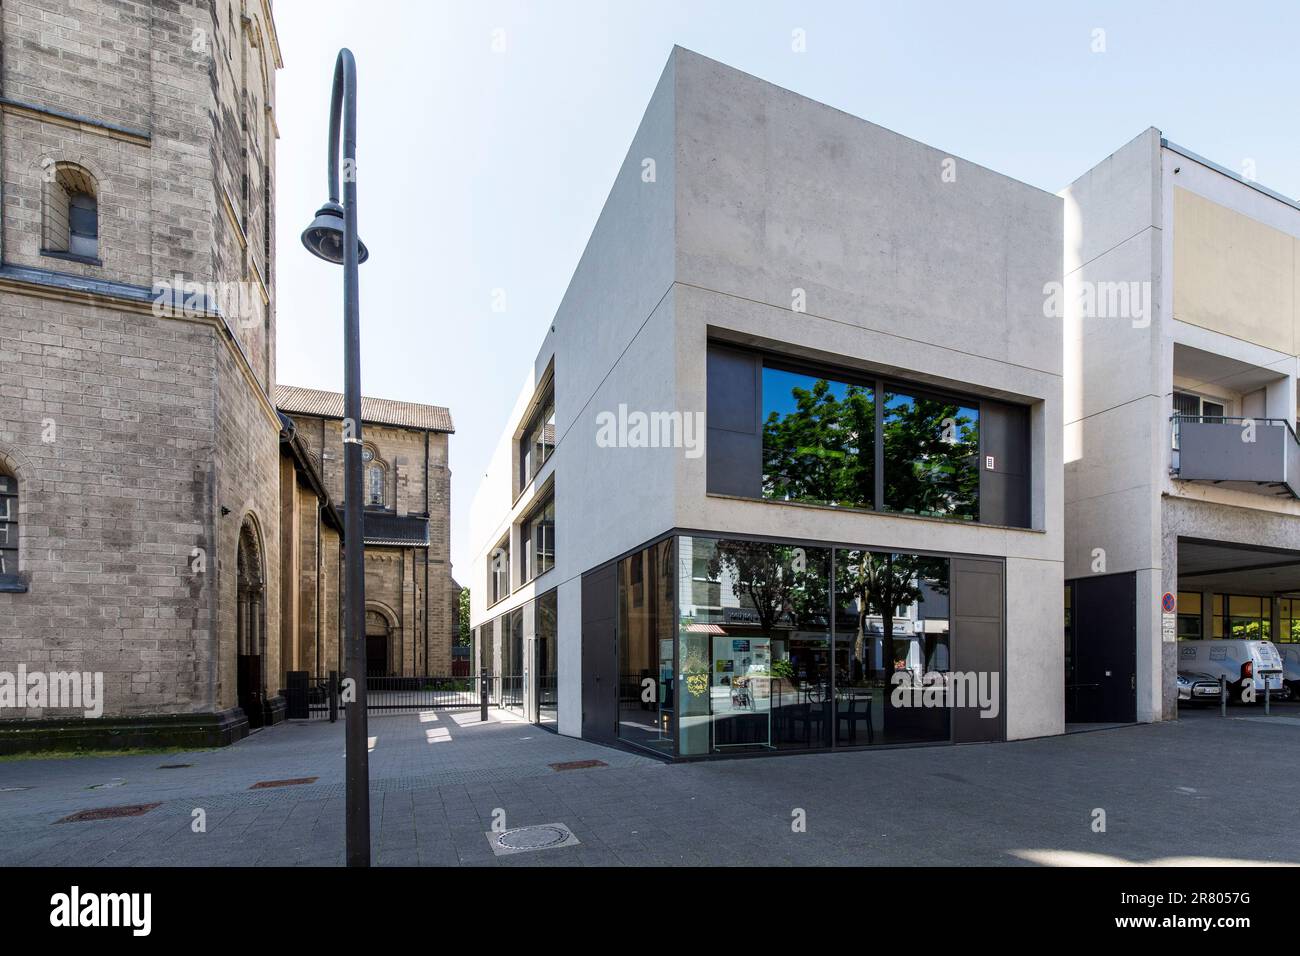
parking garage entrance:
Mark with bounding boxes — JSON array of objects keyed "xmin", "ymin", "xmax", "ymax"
[{"xmin": 1174, "ymin": 538, "xmax": 1300, "ymax": 711}]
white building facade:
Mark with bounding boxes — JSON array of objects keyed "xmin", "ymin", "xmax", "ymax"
[
  {"xmin": 1063, "ymin": 129, "xmax": 1300, "ymax": 724},
  {"xmin": 470, "ymin": 48, "xmax": 1065, "ymax": 758}
]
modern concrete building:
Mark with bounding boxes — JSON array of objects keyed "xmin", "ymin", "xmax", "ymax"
[
  {"xmin": 1062, "ymin": 129, "xmax": 1300, "ymax": 724},
  {"xmin": 469, "ymin": 48, "xmax": 1065, "ymax": 758}
]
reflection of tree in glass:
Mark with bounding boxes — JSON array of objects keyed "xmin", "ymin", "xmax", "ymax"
[
  {"xmin": 705, "ymin": 540, "xmax": 828, "ymax": 637},
  {"xmin": 838, "ymin": 553, "xmax": 950, "ymax": 684},
  {"xmin": 763, "ymin": 379, "xmax": 874, "ymax": 507},
  {"xmin": 884, "ymin": 395, "xmax": 978, "ymax": 519}
]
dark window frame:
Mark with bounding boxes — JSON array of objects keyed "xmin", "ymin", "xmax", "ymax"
[
  {"xmin": 521, "ymin": 490, "xmax": 555, "ymax": 584},
  {"xmin": 0, "ymin": 474, "xmax": 17, "ymax": 583},
  {"xmin": 486, "ymin": 534, "xmax": 510, "ymax": 608},
  {"xmin": 518, "ymin": 387, "xmax": 556, "ymax": 494}
]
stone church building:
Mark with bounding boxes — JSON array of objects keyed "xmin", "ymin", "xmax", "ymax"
[{"xmin": 0, "ymin": 0, "xmax": 457, "ymax": 751}]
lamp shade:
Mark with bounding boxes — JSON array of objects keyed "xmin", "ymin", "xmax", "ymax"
[{"xmin": 301, "ymin": 200, "xmax": 369, "ymax": 264}]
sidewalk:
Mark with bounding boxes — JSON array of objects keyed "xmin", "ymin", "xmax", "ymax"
[{"xmin": 2, "ymin": 708, "xmax": 1297, "ymax": 867}]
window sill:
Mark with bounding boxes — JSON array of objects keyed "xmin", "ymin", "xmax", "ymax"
[
  {"xmin": 704, "ymin": 492, "xmax": 1042, "ymax": 533},
  {"xmin": 0, "ymin": 578, "xmax": 28, "ymax": 593},
  {"xmin": 521, "ymin": 567, "xmax": 555, "ymax": 588},
  {"xmin": 40, "ymin": 249, "xmax": 103, "ymax": 267}
]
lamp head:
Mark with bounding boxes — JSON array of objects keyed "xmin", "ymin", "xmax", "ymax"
[{"xmin": 301, "ymin": 200, "xmax": 369, "ymax": 264}]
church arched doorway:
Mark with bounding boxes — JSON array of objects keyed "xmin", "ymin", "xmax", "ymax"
[
  {"xmin": 236, "ymin": 519, "xmax": 267, "ymax": 729},
  {"xmin": 365, "ymin": 608, "xmax": 391, "ymax": 677}
]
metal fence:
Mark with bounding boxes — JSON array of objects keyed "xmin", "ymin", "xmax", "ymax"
[
  {"xmin": 364, "ymin": 675, "xmax": 480, "ymax": 712},
  {"xmin": 285, "ymin": 672, "xmax": 486, "ymax": 720}
]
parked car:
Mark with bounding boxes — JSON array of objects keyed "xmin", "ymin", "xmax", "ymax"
[
  {"xmin": 1177, "ymin": 639, "xmax": 1284, "ymax": 701},
  {"xmin": 1176, "ymin": 670, "xmax": 1221, "ymax": 704}
]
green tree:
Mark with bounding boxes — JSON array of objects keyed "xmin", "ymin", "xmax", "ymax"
[{"xmin": 457, "ymin": 587, "xmax": 471, "ymax": 646}]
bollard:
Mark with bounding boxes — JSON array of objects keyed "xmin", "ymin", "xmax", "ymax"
[
  {"xmin": 329, "ymin": 669, "xmax": 339, "ymax": 723},
  {"xmin": 480, "ymin": 667, "xmax": 489, "ymax": 723},
  {"xmin": 1266, "ymin": 679, "xmax": 1271, "ymax": 716},
  {"xmin": 1220, "ymin": 675, "xmax": 1227, "ymax": 717}
]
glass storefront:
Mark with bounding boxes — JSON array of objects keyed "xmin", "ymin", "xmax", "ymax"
[
  {"xmin": 617, "ymin": 540, "xmax": 676, "ymax": 755},
  {"xmin": 835, "ymin": 549, "xmax": 950, "ymax": 746},
  {"xmin": 482, "ymin": 589, "xmax": 560, "ymax": 731},
  {"xmin": 536, "ymin": 589, "xmax": 558, "ymax": 725},
  {"xmin": 669, "ymin": 535, "xmax": 951, "ymax": 757}
]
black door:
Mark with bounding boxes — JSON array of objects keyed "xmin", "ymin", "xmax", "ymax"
[
  {"xmin": 366, "ymin": 635, "xmax": 388, "ymax": 677},
  {"xmin": 237, "ymin": 654, "xmax": 264, "ymax": 729},
  {"xmin": 1066, "ymin": 573, "xmax": 1137, "ymax": 723}
]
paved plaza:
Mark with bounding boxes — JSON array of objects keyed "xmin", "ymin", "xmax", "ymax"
[{"xmin": 2, "ymin": 707, "xmax": 1298, "ymax": 867}]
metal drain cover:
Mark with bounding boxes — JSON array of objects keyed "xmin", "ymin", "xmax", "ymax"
[{"xmin": 486, "ymin": 822, "xmax": 580, "ymax": 856}]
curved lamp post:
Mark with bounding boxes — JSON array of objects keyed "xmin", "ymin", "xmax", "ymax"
[{"xmin": 301, "ymin": 48, "xmax": 370, "ymax": 868}]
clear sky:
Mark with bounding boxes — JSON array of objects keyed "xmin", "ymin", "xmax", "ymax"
[{"xmin": 271, "ymin": 0, "xmax": 1300, "ymax": 583}]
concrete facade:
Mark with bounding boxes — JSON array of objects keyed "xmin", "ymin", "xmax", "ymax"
[
  {"xmin": 470, "ymin": 48, "xmax": 1065, "ymax": 749},
  {"xmin": 1062, "ymin": 130, "xmax": 1300, "ymax": 722}
]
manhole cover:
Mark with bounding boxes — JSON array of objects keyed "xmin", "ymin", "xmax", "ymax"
[{"xmin": 486, "ymin": 822, "xmax": 580, "ymax": 856}]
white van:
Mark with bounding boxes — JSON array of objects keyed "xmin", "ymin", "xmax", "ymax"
[{"xmin": 1177, "ymin": 639, "xmax": 1285, "ymax": 700}]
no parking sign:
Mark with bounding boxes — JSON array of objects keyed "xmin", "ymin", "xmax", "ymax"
[{"xmin": 1161, "ymin": 592, "xmax": 1177, "ymax": 642}]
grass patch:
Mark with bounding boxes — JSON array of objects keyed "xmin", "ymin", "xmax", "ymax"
[{"xmin": 0, "ymin": 746, "xmax": 214, "ymax": 763}]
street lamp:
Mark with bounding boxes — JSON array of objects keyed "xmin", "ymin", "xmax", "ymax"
[{"xmin": 301, "ymin": 47, "xmax": 370, "ymax": 868}]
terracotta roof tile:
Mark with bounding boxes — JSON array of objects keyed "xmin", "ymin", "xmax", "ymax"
[{"xmin": 275, "ymin": 385, "xmax": 454, "ymax": 433}]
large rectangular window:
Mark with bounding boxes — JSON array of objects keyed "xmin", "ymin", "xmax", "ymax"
[
  {"xmin": 536, "ymin": 589, "xmax": 558, "ymax": 725},
  {"xmin": 617, "ymin": 539, "xmax": 675, "ymax": 754},
  {"xmin": 677, "ymin": 536, "xmax": 832, "ymax": 755},
  {"xmin": 762, "ymin": 366, "xmax": 874, "ymax": 510},
  {"xmin": 883, "ymin": 389, "xmax": 979, "ymax": 520},
  {"xmin": 1279, "ymin": 598, "xmax": 1300, "ymax": 644},
  {"xmin": 1212, "ymin": 594, "xmax": 1271, "ymax": 640},
  {"xmin": 710, "ymin": 345, "xmax": 1015, "ymax": 524},
  {"xmin": 501, "ymin": 606, "xmax": 524, "ymax": 713},
  {"xmin": 521, "ymin": 493, "xmax": 555, "ymax": 582},
  {"xmin": 487, "ymin": 535, "xmax": 510, "ymax": 606},
  {"xmin": 1177, "ymin": 591, "xmax": 1203, "ymax": 640},
  {"xmin": 520, "ymin": 391, "xmax": 555, "ymax": 490},
  {"xmin": 834, "ymin": 550, "xmax": 951, "ymax": 746}
]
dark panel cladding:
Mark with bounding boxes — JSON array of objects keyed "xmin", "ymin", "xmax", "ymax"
[
  {"xmin": 979, "ymin": 401, "xmax": 1031, "ymax": 528},
  {"xmin": 581, "ymin": 563, "xmax": 619, "ymax": 742},
  {"xmin": 950, "ymin": 558, "xmax": 1006, "ymax": 743},
  {"xmin": 706, "ymin": 346, "xmax": 762, "ymax": 497}
]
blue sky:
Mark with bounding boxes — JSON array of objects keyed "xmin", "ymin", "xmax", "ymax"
[{"xmin": 271, "ymin": 0, "xmax": 1300, "ymax": 580}]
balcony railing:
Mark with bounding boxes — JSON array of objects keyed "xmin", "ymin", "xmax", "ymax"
[{"xmin": 1171, "ymin": 415, "xmax": 1300, "ymax": 499}]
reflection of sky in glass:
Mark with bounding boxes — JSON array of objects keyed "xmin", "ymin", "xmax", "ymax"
[{"xmin": 762, "ymin": 367, "xmax": 853, "ymax": 420}]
